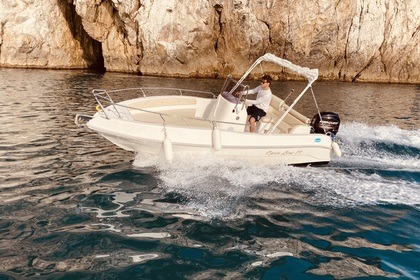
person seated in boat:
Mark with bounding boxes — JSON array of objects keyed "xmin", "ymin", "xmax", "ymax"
[{"xmin": 233, "ymin": 74, "xmax": 272, "ymax": 133}]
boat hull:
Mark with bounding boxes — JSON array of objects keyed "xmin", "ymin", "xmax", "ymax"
[{"xmin": 87, "ymin": 115, "xmax": 335, "ymax": 165}]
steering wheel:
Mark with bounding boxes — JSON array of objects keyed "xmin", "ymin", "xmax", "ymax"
[{"xmin": 231, "ymin": 86, "xmax": 249, "ymax": 113}]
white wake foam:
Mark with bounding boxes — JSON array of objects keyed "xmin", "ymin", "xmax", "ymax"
[
  {"xmin": 132, "ymin": 123, "xmax": 420, "ymax": 217},
  {"xmin": 335, "ymin": 122, "xmax": 420, "ymax": 170},
  {"xmin": 338, "ymin": 122, "xmax": 420, "ymax": 149}
]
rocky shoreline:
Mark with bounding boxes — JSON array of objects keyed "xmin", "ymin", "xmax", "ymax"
[{"xmin": 0, "ymin": 0, "xmax": 419, "ymax": 83}]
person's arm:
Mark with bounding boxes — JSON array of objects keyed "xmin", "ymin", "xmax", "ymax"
[
  {"xmin": 246, "ymin": 90, "xmax": 271, "ymax": 106},
  {"xmin": 243, "ymin": 86, "xmax": 260, "ymax": 96},
  {"xmin": 233, "ymin": 86, "xmax": 258, "ymax": 98}
]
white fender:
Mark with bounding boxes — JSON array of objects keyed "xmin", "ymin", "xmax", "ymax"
[
  {"xmin": 163, "ymin": 137, "xmax": 174, "ymax": 161},
  {"xmin": 331, "ymin": 142, "xmax": 342, "ymax": 157},
  {"xmin": 212, "ymin": 126, "xmax": 222, "ymax": 151}
]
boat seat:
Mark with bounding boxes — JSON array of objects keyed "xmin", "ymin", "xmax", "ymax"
[
  {"xmin": 288, "ymin": 124, "xmax": 311, "ymax": 134},
  {"xmin": 260, "ymin": 114, "xmax": 275, "ymax": 123},
  {"xmin": 259, "ymin": 116, "xmax": 291, "ymax": 133},
  {"xmin": 130, "ymin": 97, "xmax": 197, "ymax": 109},
  {"xmin": 259, "ymin": 95, "xmax": 284, "ymax": 123},
  {"xmin": 258, "ymin": 95, "xmax": 310, "ymax": 134},
  {"xmin": 258, "ymin": 96, "xmax": 289, "ymax": 133}
]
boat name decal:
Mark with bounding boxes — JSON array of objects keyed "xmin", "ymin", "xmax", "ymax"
[{"xmin": 266, "ymin": 150, "xmax": 303, "ymax": 156}]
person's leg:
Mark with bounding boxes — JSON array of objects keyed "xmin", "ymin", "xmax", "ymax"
[
  {"xmin": 247, "ymin": 106, "xmax": 256, "ymax": 132},
  {"xmin": 249, "ymin": 117, "xmax": 256, "ymax": 132}
]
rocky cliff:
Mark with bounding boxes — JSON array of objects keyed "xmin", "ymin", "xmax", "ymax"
[{"xmin": 0, "ymin": 0, "xmax": 418, "ymax": 83}]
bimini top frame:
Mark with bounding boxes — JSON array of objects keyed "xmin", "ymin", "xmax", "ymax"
[{"xmin": 230, "ymin": 53, "xmax": 319, "ymax": 134}]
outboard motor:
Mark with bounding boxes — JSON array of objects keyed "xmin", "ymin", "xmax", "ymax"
[{"xmin": 310, "ymin": 112, "xmax": 340, "ymax": 135}]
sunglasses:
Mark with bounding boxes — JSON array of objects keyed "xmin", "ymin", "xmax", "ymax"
[{"xmin": 261, "ymin": 81, "xmax": 269, "ymax": 84}]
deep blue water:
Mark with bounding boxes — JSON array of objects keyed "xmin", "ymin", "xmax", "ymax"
[{"xmin": 0, "ymin": 69, "xmax": 419, "ymax": 279}]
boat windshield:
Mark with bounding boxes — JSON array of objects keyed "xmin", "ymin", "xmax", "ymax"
[{"xmin": 220, "ymin": 77, "xmax": 247, "ymax": 103}]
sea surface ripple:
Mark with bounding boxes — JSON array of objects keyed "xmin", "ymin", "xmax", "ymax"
[{"xmin": 0, "ymin": 69, "xmax": 419, "ymax": 279}]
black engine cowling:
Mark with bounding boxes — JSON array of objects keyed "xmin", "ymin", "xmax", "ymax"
[{"xmin": 310, "ymin": 112, "xmax": 340, "ymax": 135}]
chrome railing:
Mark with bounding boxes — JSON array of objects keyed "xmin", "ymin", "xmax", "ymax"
[
  {"xmin": 91, "ymin": 87, "xmax": 250, "ymax": 131},
  {"xmin": 92, "ymin": 87, "xmax": 216, "ymax": 120}
]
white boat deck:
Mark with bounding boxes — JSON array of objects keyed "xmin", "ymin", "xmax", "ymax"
[
  {"xmin": 131, "ymin": 109, "xmax": 214, "ymax": 128},
  {"xmin": 119, "ymin": 88, "xmax": 312, "ymax": 134}
]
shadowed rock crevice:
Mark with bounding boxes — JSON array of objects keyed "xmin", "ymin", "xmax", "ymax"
[
  {"xmin": 213, "ymin": 3, "xmax": 223, "ymax": 52},
  {"xmin": 58, "ymin": 0, "xmax": 105, "ymax": 71},
  {"xmin": 0, "ymin": 22, "xmax": 4, "ymax": 58}
]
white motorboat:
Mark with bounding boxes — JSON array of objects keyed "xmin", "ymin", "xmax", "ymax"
[{"xmin": 76, "ymin": 53, "xmax": 342, "ymax": 165}]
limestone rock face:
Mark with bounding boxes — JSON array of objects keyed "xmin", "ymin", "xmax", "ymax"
[
  {"xmin": 0, "ymin": 0, "xmax": 103, "ymax": 69},
  {"xmin": 0, "ymin": 0, "xmax": 418, "ymax": 83}
]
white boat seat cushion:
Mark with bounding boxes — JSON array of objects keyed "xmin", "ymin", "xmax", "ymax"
[
  {"xmin": 131, "ymin": 97, "xmax": 197, "ymax": 109},
  {"xmin": 288, "ymin": 124, "xmax": 311, "ymax": 134}
]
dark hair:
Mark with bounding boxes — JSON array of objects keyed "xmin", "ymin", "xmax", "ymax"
[{"xmin": 262, "ymin": 74, "xmax": 272, "ymax": 84}]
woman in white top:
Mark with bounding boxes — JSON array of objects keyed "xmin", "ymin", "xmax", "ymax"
[{"xmin": 234, "ymin": 75, "xmax": 272, "ymax": 132}]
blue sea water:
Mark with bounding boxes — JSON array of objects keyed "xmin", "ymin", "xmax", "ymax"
[{"xmin": 0, "ymin": 69, "xmax": 419, "ymax": 279}]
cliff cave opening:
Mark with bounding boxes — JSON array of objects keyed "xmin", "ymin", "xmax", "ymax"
[
  {"xmin": 90, "ymin": 39, "xmax": 105, "ymax": 72},
  {"xmin": 59, "ymin": 0, "xmax": 105, "ymax": 72}
]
